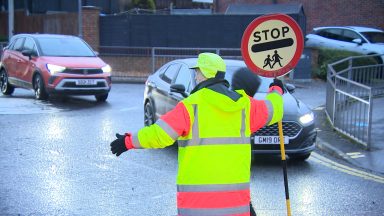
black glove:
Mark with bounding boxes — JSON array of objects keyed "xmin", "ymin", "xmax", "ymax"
[
  {"xmin": 269, "ymin": 78, "xmax": 284, "ymax": 94},
  {"xmin": 110, "ymin": 133, "xmax": 128, "ymax": 157}
]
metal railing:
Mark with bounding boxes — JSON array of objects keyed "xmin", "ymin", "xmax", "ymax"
[
  {"xmin": 99, "ymin": 46, "xmax": 242, "ymax": 80},
  {"xmin": 151, "ymin": 47, "xmax": 242, "ymax": 72},
  {"xmin": 325, "ymin": 54, "xmax": 384, "ymax": 149}
]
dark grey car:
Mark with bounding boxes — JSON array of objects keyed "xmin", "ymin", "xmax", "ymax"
[{"xmin": 143, "ymin": 58, "xmax": 317, "ymax": 161}]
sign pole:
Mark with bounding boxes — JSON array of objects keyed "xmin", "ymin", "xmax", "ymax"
[
  {"xmin": 241, "ymin": 13, "xmax": 304, "ymax": 216},
  {"xmin": 278, "ymin": 120, "xmax": 291, "ymax": 216}
]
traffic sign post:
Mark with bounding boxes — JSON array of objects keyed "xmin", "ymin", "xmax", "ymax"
[{"xmin": 241, "ymin": 13, "xmax": 304, "ymax": 216}]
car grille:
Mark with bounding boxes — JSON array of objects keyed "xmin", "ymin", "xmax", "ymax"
[
  {"xmin": 62, "ymin": 82, "xmax": 107, "ymax": 88},
  {"xmin": 63, "ymin": 68, "xmax": 103, "ymax": 75},
  {"xmin": 253, "ymin": 122, "xmax": 302, "ymax": 138}
]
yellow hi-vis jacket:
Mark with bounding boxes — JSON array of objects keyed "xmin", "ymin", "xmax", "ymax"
[{"xmin": 126, "ymin": 81, "xmax": 283, "ymax": 216}]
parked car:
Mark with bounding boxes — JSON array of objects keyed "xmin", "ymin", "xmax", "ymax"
[
  {"xmin": 305, "ymin": 26, "xmax": 384, "ymax": 64},
  {"xmin": 143, "ymin": 58, "xmax": 317, "ymax": 161},
  {"xmin": 0, "ymin": 34, "xmax": 112, "ymax": 101}
]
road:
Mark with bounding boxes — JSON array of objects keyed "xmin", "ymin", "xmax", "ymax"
[{"xmin": 1, "ymin": 83, "xmax": 383, "ymax": 216}]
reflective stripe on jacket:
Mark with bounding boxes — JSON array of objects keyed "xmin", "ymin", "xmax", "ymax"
[{"xmin": 128, "ymin": 82, "xmax": 283, "ymax": 216}]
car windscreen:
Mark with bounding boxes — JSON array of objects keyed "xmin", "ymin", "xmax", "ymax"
[
  {"xmin": 360, "ymin": 31, "xmax": 384, "ymax": 43},
  {"xmin": 36, "ymin": 37, "xmax": 96, "ymax": 57},
  {"xmin": 225, "ymin": 66, "xmax": 272, "ymax": 93}
]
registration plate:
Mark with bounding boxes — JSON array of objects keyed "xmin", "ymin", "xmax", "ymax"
[
  {"xmin": 254, "ymin": 136, "xmax": 289, "ymax": 144},
  {"xmin": 76, "ymin": 79, "xmax": 97, "ymax": 86}
]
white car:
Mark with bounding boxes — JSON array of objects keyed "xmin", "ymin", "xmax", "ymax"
[{"xmin": 305, "ymin": 26, "xmax": 384, "ymax": 63}]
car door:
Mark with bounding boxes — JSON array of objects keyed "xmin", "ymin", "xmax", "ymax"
[
  {"xmin": 154, "ymin": 63, "xmax": 180, "ymax": 117},
  {"xmin": 341, "ymin": 29, "xmax": 369, "ymax": 54},
  {"xmin": 4, "ymin": 37, "xmax": 24, "ymax": 82},
  {"xmin": 316, "ymin": 28, "xmax": 346, "ymax": 50},
  {"xmin": 18, "ymin": 37, "xmax": 37, "ymax": 86},
  {"xmin": 168, "ymin": 64, "xmax": 193, "ymax": 109}
]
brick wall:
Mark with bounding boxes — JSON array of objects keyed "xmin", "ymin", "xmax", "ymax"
[
  {"xmin": 82, "ymin": 6, "xmax": 100, "ymax": 51},
  {"xmin": 101, "ymin": 55, "xmax": 153, "ymax": 81},
  {"xmin": 215, "ymin": 0, "xmax": 384, "ymax": 33},
  {"xmin": 0, "ymin": 6, "xmax": 100, "ymax": 51}
]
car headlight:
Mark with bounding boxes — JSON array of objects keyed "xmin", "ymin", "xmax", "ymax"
[
  {"xmin": 102, "ymin": 64, "xmax": 112, "ymax": 73},
  {"xmin": 299, "ymin": 112, "xmax": 314, "ymax": 125},
  {"xmin": 47, "ymin": 64, "xmax": 65, "ymax": 75}
]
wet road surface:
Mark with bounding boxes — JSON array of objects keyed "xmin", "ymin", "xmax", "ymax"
[{"xmin": 0, "ymin": 84, "xmax": 383, "ymax": 215}]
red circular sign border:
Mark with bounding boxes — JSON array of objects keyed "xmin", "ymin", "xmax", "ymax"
[{"xmin": 241, "ymin": 13, "xmax": 304, "ymax": 78}]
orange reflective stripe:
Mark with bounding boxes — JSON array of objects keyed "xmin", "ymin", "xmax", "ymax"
[{"xmin": 177, "ymin": 190, "xmax": 250, "ymax": 209}]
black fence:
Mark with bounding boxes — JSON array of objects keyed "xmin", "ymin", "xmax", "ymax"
[{"xmin": 99, "ymin": 14, "xmax": 306, "ymax": 48}]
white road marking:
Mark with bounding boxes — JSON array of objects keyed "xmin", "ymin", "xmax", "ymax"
[{"xmin": 310, "ymin": 152, "xmax": 384, "ymax": 184}]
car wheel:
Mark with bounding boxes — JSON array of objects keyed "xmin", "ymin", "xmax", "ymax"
[
  {"xmin": 144, "ymin": 100, "xmax": 155, "ymax": 126},
  {"xmin": 0, "ymin": 69, "xmax": 15, "ymax": 95},
  {"xmin": 288, "ymin": 153, "xmax": 311, "ymax": 161},
  {"xmin": 95, "ymin": 93, "xmax": 108, "ymax": 102},
  {"xmin": 33, "ymin": 74, "xmax": 48, "ymax": 100}
]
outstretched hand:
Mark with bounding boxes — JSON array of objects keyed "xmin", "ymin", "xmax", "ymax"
[{"xmin": 110, "ymin": 133, "xmax": 128, "ymax": 156}]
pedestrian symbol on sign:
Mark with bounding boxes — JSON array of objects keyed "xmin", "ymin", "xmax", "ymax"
[{"xmin": 263, "ymin": 50, "xmax": 284, "ymax": 69}]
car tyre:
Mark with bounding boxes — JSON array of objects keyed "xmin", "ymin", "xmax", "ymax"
[
  {"xmin": 95, "ymin": 93, "xmax": 108, "ymax": 102},
  {"xmin": 0, "ymin": 69, "xmax": 15, "ymax": 95},
  {"xmin": 33, "ymin": 74, "xmax": 48, "ymax": 100},
  {"xmin": 144, "ymin": 100, "xmax": 155, "ymax": 126},
  {"xmin": 288, "ymin": 153, "xmax": 311, "ymax": 161}
]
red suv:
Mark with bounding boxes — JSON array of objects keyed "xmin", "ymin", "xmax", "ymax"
[{"xmin": 0, "ymin": 34, "xmax": 111, "ymax": 101}]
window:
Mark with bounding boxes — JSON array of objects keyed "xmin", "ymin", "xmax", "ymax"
[
  {"xmin": 23, "ymin": 37, "xmax": 37, "ymax": 54},
  {"xmin": 12, "ymin": 38, "xmax": 25, "ymax": 51},
  {"xmin": 37, "ymin": 37, "xmax": 95, "ymax": 57},
  {"xmin": 318, "ymin": 29, "xmax": 343, "ymax": 40},
  {"xmin": 174, "ymin": 65, "xmax": 192, "ymax": 92},
  {"xmin": 361, "ymin": 31, "xmax": 384, "ymax": 43},
  {"xmin": 161, "ymin": 64, "xmax": 180, "ymax": 84},
  {"xmin": 342, "ymin": 30, "xmax": 361, "ymax": 43}
]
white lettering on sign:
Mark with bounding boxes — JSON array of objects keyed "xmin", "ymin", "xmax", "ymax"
[{"xmin": 247, "ymin": 20, "xmax": 297, "ymax": 72}]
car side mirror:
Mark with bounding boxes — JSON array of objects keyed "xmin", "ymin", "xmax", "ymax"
[
  {"xmin": 285, "ymin": 83, "xmax": 296, "ymax": 93},
  {"xmin": 170, "ymin": 84, "xmax": 189, "ymax": 98},
  {"xmin": 21, "ymin": 49, "xmax": 35, "ymax": 60},
  {"xmin": 352, "ymin": 38, "xmax": 363, "ymax": 45}
]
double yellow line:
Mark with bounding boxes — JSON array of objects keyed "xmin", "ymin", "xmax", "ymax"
[{"xmin": 310, "ymin": 152, "xmax": 384, "ymax": 184}]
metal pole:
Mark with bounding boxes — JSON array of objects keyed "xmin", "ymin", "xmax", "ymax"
[
  {"xmin": 8, "ymin": 0, "xmax": 14, "ymax": 40},
  {"xmin": 151, "ymin": 47, "xmax": 155, "ymax": 73},
  {"xmin": 366, "ymin": 88, "xmax": 373, "ymax": 150},
  {"xmin": 78, "ymin": 0, "xmax": 83, "ymax": 38},
  {"xmin": 278, "ymin": 120, "xmax": 292, "ymax": 216}
]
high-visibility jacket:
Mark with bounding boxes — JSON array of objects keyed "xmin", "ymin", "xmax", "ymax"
[{"xmin": 125, "ymin": 80, "xmax": 283, "ymax": 216}]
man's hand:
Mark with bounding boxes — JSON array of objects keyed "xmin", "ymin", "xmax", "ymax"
[
  {"xmin": 110, "ymin": 133, "xmax": 128, "ymax": 156},
  {"xmin": 269, "ymin": 78, "xmax": 284, "ymax": 94}
]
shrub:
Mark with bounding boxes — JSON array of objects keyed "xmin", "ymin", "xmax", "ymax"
[
  {"xmin": 0, "ymin": 35, "xmax": 8, "ymax": 42},
  {"xmin": 132, "ymin": 0, "xmax": 156, "ymax": 10},
  {"xmin": 313, "ymin": 48, "xmax": 378, "ymax": 80}
]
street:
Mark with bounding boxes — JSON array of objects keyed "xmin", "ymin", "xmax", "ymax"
[{"xmin": 1, "ymin": 83, "xmax": 384, "ymax": 216}]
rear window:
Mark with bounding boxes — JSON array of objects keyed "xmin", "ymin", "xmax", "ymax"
[{"xmin": 36, "ymin": 37, "xmax": 95, "ymax": 57}]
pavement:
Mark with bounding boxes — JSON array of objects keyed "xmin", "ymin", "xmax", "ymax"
[{"xmin": 286, "ymin": 78, "xmax": 384, "ymax": 176}]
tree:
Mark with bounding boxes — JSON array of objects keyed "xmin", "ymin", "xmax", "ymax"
[{"xmin": 132, "ymin": 0, "xmax": 156, "ymax": 10}]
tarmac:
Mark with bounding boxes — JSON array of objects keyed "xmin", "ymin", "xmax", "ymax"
[{"xmin": 286, "ymin": 78, "xmax": 384, "ymax": 176}]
